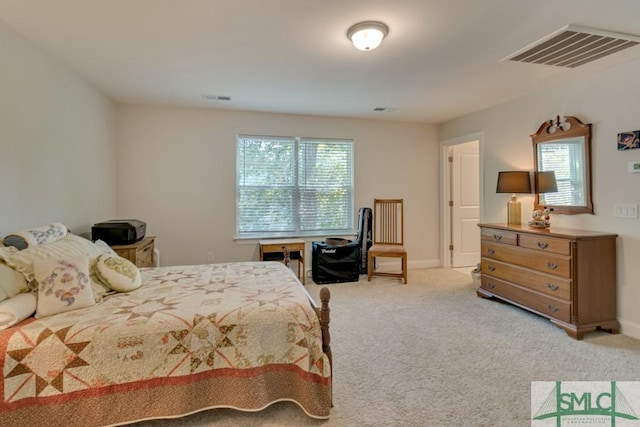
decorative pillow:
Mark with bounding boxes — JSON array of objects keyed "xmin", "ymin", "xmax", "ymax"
[
  {"xmin": 3, "ymin": 223, "xmax": 68, "ymax": 250},
  {"xmin": 33, "ymin": 256, "xmax": 95, "ymax": 318},
  {"xmin": 0, "ymin": 234, "xmax": 105, "ymax": 293},
  {"xmin": 94, "ymin": 239, "xmax": 118, "ymax": 256},
  {"xmin": 0, "ymin": 292, "xmax": 37, "ymax": 329},
  {"xmin": 94, "ymin": 254, "xmax": 142, "ymax": 292},
  {"xmin": 0, "ymin": 261, "xmax": 29, "ymax": 302}
]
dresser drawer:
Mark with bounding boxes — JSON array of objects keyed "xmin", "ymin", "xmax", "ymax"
[
  {"xmin": 481, "ymin": 259, "xmax": 571, "ymax": 300},
  {"xmin": 481, "ymin": 242, "xmax": 571, "ymax": 278},
  {"xmin": 519, "ymin": 234, "xmax": 571, "ymax": 255},
  {"xmin": 481, "ymin": 228, "xmax": 518, "ymax": 246},
  {"xmin": 481, "ymin": 276, "xmax": 571, "ymax": 323}
]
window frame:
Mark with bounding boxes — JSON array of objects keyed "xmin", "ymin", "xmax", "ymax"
[{"xmin": 236, "ymin": 134, "xmax": 355, "ymax": 239}]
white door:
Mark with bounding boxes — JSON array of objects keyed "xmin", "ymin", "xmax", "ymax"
[{"xmin": 450, "ymin": 141, "xmax": 480, "ymax": 267}]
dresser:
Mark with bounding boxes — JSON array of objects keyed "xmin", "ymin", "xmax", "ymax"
[
  {"xmin": 477, "ymin": 224, "xmax": 618, "ymax": 339},
  {"xmin": 111, "ymin": 236, "xmax": 155, "ymax": 267}
]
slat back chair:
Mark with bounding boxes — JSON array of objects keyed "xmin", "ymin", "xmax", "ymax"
[{"xmin": 368, "ymin": 198, "xmax": 407, "ymax": 284}]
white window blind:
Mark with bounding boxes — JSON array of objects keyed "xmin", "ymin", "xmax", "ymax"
[
  {"xmin": 538, "ymin": 140, "xmax": 585, "ymax": 206},
  {"xmin": 237, "ymin": 135, "xmax": 354, "ymax": 237}
]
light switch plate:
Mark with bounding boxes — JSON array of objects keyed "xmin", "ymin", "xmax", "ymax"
[
  {"xmin": 614, "ymin": 204, "xmax": 639, "ymax": 218},
  {"xmin": 629, "ymin": 161, "xmax": 640, "ymax": 173}
]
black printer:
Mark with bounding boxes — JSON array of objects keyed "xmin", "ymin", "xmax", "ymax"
[{"xmin": 91, "ymin": 219, "xmax": 146, "ymax": 245}]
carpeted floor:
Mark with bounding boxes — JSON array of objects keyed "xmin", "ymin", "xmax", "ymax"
[{"xmin": 134, "ymin": 268, "xmax": 640, "ymax": 427}]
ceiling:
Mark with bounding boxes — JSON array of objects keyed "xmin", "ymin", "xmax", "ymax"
[{"xmin": 2, "ymin": 0, "xmax": 640, "ymax": 124}]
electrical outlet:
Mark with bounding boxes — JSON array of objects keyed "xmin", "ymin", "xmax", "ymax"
[
  {"xmin": 207, "ymin": 251, "xmax": 215, "ymax": 262},
  {"xmin": 614, "ymin": 204, "xmax": 639, "ymax": 219}
]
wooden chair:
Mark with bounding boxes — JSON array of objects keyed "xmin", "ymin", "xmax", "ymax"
[{"xmin": 367, "ymin": 198, "xmax": 407, "ymax": 284}]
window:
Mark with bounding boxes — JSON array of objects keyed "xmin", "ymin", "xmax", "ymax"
[
  {"xmin": 537, "ymin": 140, "xmax": 585, "ymax": 206},
  {"xmin": 236, "ymin": 135, "xmax": 354, "ymax": 238}
]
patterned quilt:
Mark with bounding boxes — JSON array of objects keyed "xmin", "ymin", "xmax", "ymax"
[{"xmin": 0, "ymin": 262, "xmax": 331, "ymax": 426}]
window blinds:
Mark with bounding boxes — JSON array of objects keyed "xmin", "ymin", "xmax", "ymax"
[{"xmin": 237, "ymin": 135, "xmax": 354, "ymax": 237}]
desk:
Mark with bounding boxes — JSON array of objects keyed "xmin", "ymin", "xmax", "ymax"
[{"xmin": 259, "ymin": 239, "xmax": 305, "ymax": 284}]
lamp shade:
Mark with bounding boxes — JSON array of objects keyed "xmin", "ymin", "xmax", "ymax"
[
  {"xmin": 535, "ymin": 171, "xmax": 558, "ymax": 193},
  {"xmin": 347, "ymin": 21, "xmax": 389, "ymax": 51},
  {"xmin": 496, "ymin": 171, "xmax": 532, "ymax": 194}
]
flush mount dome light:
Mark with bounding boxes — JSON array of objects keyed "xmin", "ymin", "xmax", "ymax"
[{"xmin": 347, "ymin": 21, "xmax": 389, "ymax": 51}]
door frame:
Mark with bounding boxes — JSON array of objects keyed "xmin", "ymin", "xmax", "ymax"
[{"xmin": 439, "ymin": 132, "xmax": 484, "ymax": 268}]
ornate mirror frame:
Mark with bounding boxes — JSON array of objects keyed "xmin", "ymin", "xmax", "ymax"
[{"xmin": 531, "ymin": 116, "xmax": 594, "ymax": 214}]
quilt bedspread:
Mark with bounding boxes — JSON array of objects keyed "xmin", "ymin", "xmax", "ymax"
[{"xmin": 0, "ymin": 261, "xmax": 331, "ymax": 425}]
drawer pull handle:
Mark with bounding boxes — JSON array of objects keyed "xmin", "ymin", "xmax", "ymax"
[
  {"xmin": 547, "ymin": 262, "xmax": 558, "ymax": 270},
  {"xmin": 487, "ymin": 248, "xmax": 495, "ymax": 255},
  {"xmin": 547, "ymin": 304, "xmax": 559, "ymax": 313},
  {"xmin": 547, "ymin": 283, "xmax": 559, "ymax": 291},
  {"xmin": 537, "ymin": 242, "xmax": 549, "ymax": 249},
  {"xmin": 492, "ymin": 234, "xmax": 502, "ymax": 241},
  {"xmin": 487, "ymin": 282, "xmax": 495, "ymax": 289},
  {"xmin": 488, "ymin": 265, "xmax": 496, "ymax": 272}
]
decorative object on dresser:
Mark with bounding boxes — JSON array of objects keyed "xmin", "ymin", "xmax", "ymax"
[
  {"xmin": 495, "ymin": 171, "xmax": 532, "ymax": 226},
  {"xmin": 529, "ymin": 171, "xmax": 558, "ymax": 228},
  {"xmin": 110, "ymin": 235, "xmax": 155, "ymax": 267},
  {"xmin": 477, "ymin": 223, "xmax": 619, "ymax": 340}
]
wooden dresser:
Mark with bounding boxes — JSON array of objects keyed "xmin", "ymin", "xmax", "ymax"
[
  {"xmin": 477, "ymin": 224, "xmax": 618, "ymax": 339},
  {"xmin": 111, "ymin": 236, "xmax": 155, "ymax": 267}
]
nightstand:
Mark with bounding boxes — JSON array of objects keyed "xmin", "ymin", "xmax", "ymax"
[{"xmin": 111, "ymin": 236, "xmax": 155, "ymax": 267}]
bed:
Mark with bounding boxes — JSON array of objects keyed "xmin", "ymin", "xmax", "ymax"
[{"xmin": 0, "ymin": 226, "xmax": 332, "ymax": 426}]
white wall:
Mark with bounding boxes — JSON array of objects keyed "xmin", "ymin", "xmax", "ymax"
[
  {"xmin": 116, "ymin": 106, "xmax": 440, "ymax": 272},
  {"xmin": 440, "ymin": 57, "xmax": 640, "ymax": 339},
  {"xmin": 0, "ymin": 21, "xmax": 117, "ymax": 237}
]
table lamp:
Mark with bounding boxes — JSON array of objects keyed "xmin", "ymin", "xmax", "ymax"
[
  {"xmin": 535, "ymin": 170, "xmax": 558, "ymax": 199},
  {"xmin": 496, "ymin": 171, "xmax": 532, "ymax": 225}
]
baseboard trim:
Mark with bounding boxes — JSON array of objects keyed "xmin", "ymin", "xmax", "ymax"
[{"xmin": 619, "ymin": 318, "xmax": 640, "ymax": 340}]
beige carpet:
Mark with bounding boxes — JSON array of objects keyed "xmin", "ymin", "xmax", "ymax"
[{"xmin": 133, "ymin": 268, "xmax": 640, "ymax": 427}]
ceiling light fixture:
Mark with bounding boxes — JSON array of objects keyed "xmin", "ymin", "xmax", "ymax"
[{"xmin": 347, "ymin": 21, "xmax": 389, "ymax": 51}]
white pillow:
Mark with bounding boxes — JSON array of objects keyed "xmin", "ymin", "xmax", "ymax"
[
  {"xmin": 0, "ymin": 292, "xmax": 37, "ymax": 329},
  {"xmin": 93, "ymin": 239, "xmax": 118, "ymax": 256},
  {"xmin": 0, "ymin": 261, "xmax": 29, "ymax": 302},
  {"xmin": 2, "ymin": 234, "xmax": 104, "ymax": 282},
  {"xmin": 33, "ymin": 255, "xmax": 96, "ymax": 318},
  {"xmin": 94, "ymin": 254, "xmax": 142, "ymax": 292},
  {"xmin": 0, "ymin": 234, "xmax": 110, "ymax": 300},
  {"xmin": 3, "ymin": 222, "xmax": 68, "ymax": 250}
]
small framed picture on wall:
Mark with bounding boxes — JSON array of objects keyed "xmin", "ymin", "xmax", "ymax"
[{"xmin": 617, "ymin": 130, "xmax": 640, "ymax": 150}]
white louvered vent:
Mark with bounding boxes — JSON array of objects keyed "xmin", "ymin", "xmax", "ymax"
[{"xmin": 505, "ymin": 25, "xmax": 640, "ymax": 68}]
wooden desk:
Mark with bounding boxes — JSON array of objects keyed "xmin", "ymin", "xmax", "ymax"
[{"xmin": 259, "ymin": 239, "xmax": 305, "ymax": 284}]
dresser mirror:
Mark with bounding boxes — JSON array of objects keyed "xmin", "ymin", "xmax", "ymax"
[{"xmin": 531, "ymin": 116, "xmax": 594, "ymax": 214}]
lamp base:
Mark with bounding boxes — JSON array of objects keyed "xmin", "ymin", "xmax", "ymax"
[{"xmin": 506, "ymin": 199, "xmax": 521, "ymax": 226}]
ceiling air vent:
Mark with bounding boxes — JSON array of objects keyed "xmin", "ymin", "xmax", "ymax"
[
  {"xmin": 201, "ymin": 94, "xmax": 231, "ymax": 101},
  {"xmin": 504, "ymin": 25, "xmax": 640, "ymax": 68}
]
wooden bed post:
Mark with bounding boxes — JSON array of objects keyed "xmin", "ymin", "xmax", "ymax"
[
  {"xmin": 319, "ymin": 287, "xmax": 331, "ymax": 370},
  {"xmin": 318, "ymin": 286, "xmax": 332, "ymax": 406}
]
